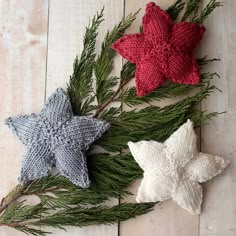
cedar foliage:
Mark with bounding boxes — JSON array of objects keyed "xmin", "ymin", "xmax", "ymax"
[{"xmin": 0, "ymin": 1, "xmax": 222, "ymax": 235}]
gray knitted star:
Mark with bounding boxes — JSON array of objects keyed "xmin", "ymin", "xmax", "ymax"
[{"xmin": 5, "ymin": 88, "xmax": 110, "ymax": 188}]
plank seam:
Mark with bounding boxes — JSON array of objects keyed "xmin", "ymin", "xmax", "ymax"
[
  {"xmin": 199, "ymin": 1, "xmax": 203, "ymax": 236},
  {"xmin": 41, "ymin": 0, "xmax": 50, "ymax": 233},
  {"xmin": 44, "ymin": 0, "xmax": 50, "ymax": 102},
  {"xmin": 118, "ymin": 1, "xmax": 126, "ymax": 236}
]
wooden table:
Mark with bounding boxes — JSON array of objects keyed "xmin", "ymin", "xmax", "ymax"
[{"xmin": 0, "ymin": 0, "xmax": 235, "ymax": 235}]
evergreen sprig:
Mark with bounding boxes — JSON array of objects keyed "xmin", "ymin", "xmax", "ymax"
[
  {"xmin": 95, "ymin": 11, "xmax": 139, "ymax": 106},
  {"xmin": 67, "ymin": 8, "xmax": 104, "ymax": 115},
  {"xmin": 116, "ymin": 70, "xmax": 216, "ymax": 107},
  {"xmin": 182, "ymin": 0, "xmax": 201, "ymax": 21},
  {"xmin": 89, "ymin": 153, "xmax": 142, "ymax": 195},
  {"xmin": 36, "ymin": 203, "xmax": 154, "ymax": 229},
  {"xmin": 194, "ymin": 0, "xmax": 222, "ymax": 24},
  {"xmin": 0, "ymin": 198, "xmax": 154, "ymax": 236},
  {"xmin": 166, "ymin": 0, "xmax": 185, "ymax": 20},
  {"xmin": 97, "ymin": 81, "xmax": 218, "ymax": 152},
  {"xmin": 0, "ymin": 1, "xmax": 222, "ymax": 235},
  {"xmin": 169, "ymin": 0, "xmax": 222, "ymax": 23}
]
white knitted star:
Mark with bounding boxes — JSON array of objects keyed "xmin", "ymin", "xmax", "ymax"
[{"xmin": 128, "ymin": 119, "xmax": 229, "ymax": 214}]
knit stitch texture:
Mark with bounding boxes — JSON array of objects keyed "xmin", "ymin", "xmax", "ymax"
[
  {"xmin": 5, "ymin": 88, "xmax": 110, "ymax": 188},
  {"xmin": 128, "ymin": 120, "xmax": 229, "ymax": 214},
  {"xmin": 112, "ymin": 2, "xmax": 205, "ymax": 96}
]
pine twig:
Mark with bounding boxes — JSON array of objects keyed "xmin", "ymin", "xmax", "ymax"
[
  {"xmin": 0, "ymin": 184, "xmax": 67, "ymax": 215},
  {"xmin": 182, "ymin": 0, "xmax": 201, "ymax": 21},
  {"xmin": 95, "ymin": 11, "xmax": 139, "ymax": 106},
  {"xmin": 67, "ymin": 8, "xmax": 104, "ymax": 116},
  {"xmin": 34, "ymin": 203, "xmax": 155, "ymax": 229},
  {"xmin": 93, "ymin": 78, "xmax": 132, "ymax": 118},
  {"xmin": 0, "ymin": 185, "xmax": 24, "ymax": 214},
  {"xmin": 193, "ymin": 0, "xmax": 222, "ymax": 24},
  {"xmin": 166, "ymin": 0, "xmax": 185, "ymax": 20},
  {"xmin": 97, "ymin": 81, "xmax": 219, "ymax": 152}
]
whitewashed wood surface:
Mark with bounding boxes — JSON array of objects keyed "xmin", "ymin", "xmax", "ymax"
[{"xmin": 0, "ymin": 0, "xmax": 235, "ymax": 235}]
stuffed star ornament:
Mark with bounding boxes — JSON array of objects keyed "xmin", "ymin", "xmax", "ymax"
[
  {"xmin": 128, "ymin": 120, "xmax": 229, "ymax": 214},
  {"xmin": 112, "ymin": 2, "xmax": 205, "ymax": 96},
  {"xmin": 5, "ymin": 88, "xmax": 110, "ymax": 188}
]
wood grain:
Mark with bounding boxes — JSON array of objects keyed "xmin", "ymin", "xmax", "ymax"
[
  {"xmin": 45, "ymin": 0, "xmax": 123, "ymax": 235},
  {"xmin": 0, "ymin": 0, "xmax": 48, "ymax": 235},
  {"xmin": 200, "ymin": 0, "xmax": 236, "ymax": 235}
]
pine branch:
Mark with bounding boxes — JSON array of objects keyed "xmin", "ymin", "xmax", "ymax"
[
  {"xmin": 0, "ymin": 202, "xmax": 154, "ymax": 235},
  {"xmin": 0, "ymin": 185, "xmax": 24, "ymax": 213},
  {"xmin": 197, "ymin": 56, "xmax": 220, "ymax": 66},
  {"xmin": 93, "ymin": 58, "xmax": 218, "ymax": 118},
  {"xmin": 182, "ymin": 0, "xmax": 201, "ymax": 21},
  {"xmin": 0, "ymin": 200, "xmax": 50, "ymax": 236},
  {"xmin": 34, "ymin": 203, "xmax": 155, "ymax": 229},
  {"xmin": 95, "ymin": 11, "xmax": 139, "ymax": 106},
  {"xmin": 116, "ymin": 71, "xmax": 217, "ymax": 107},
  {"xmin": 0, "ymin": 201, "xmax": 45, "ymax": 223},
  {"xmin": 23, "ymin": 175, "xmax": 113, "ymax": 207},
  {"xmin": 99, "ymin": 106, "xmax": 121, "ymax": 122},
  {"xmin": 88, "ymin": 153, "xmax": 142, "ymax": 195},
  {"xmin": 166, "ymin": 0, "xmax": 185, "ymax": 20},
  {"xmin": 93, "ymin": 62, "xmax": 135, "ymax": 119},
  {"xmin": 97, "ymin": 81, "xmax": 218, "ymax": 152},
  {"xmin": 193, "ymin": 0, "xmax": 222, "ymax": 24},
  {"xmin": 0, "ymin": 180, "xmax": 155, "ymax": 235},
  {"xmin": 93, "ymin": 52, "xmax": 137, "ymax": 118},
  {"xmin": 120, "ymin": 61, "xmax": 136, "ymax": 83},
  {"xmin": 67, "ymin": 8, "xmax": 104, "ymax": 116},
  {"xmin": 93, "ymin": 77, "xmax": 131, "ymax": 118}
]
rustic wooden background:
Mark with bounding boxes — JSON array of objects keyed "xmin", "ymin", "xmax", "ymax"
[{"xmin": 0, "ymin": 0, "xmax": 235, "ymax": 235}]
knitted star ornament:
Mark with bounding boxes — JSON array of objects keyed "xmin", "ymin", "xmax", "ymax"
[
  {"xmin": 5, "ymin": 88, "xmax": 110, "ymax": 188},
  {"xmin": 112, "ymin": 2, "xmax": 205, "ymax": 96},
  {"xmin": 128, "ymin": 120, "xmax": 229, "ymax": 214}
]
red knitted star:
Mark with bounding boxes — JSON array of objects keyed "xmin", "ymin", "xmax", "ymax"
[{"xmin": 111, "ymin": 2, "xmax": 206, "ymax": 97}]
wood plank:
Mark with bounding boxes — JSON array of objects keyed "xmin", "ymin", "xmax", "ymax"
[
  {"xmin": 200, "ymin": 0, "xmax": 236, "ymax": 235},
  {"xmin": 0, "ymin": 0, "xmax": 48, "ymax": 235},
  {"xmin": 120, "ymin": 1, "xmax": 199, "ymax": 236},
  {"xmin": 45, "ymin": 0, "xmax": 124, "ymax": 235}
]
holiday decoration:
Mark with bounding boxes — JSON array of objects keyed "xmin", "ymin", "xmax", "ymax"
[
  {"xmin": 0, "ymin": 1, "xmax": 224, "ymax": 235},
  {"xmin": 112, "ymin": 2, "xmax": 205, "ymax": 96},
  {"xmin": 128, "ymin": 120, "xmax": 229, "ymax": 214},
  {"xmin": 5, "ymin": 88, "xmax": 110, "ymax": 187}
]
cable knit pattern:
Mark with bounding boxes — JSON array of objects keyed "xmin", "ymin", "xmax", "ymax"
[
  {"xmin": 5, "ymin": 88, "xmax": 110, "ymax": 188},
  {"xmin": 112, "ymin": 2, "xmax": 205, "ymax": 97},
  {"xmin": 128, "ymin": 120, "xmax": 229, "ymax": 214}
]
